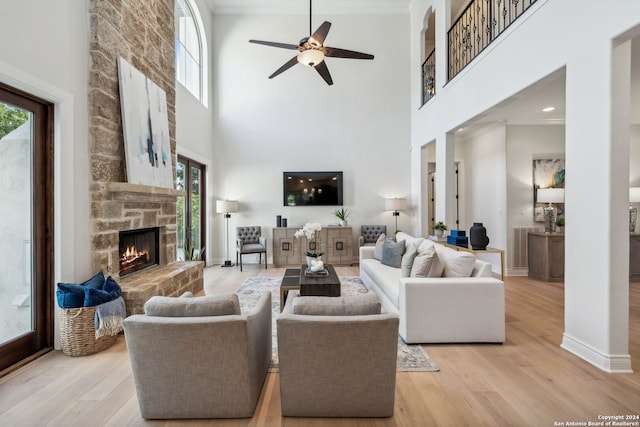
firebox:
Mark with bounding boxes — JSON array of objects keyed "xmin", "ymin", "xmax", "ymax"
[{"xmin": 119, "ymin": 227, "xmax": 160, "ymax": 276}]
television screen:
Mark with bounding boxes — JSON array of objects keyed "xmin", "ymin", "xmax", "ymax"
[{"xmin": 283, "ymin": 172, "xmax": 343, "ymax": 206}]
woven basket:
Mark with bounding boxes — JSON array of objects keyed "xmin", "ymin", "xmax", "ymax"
[{"xmin": 59, "ymin": 306, "xmax": 117, "ymax": 357}]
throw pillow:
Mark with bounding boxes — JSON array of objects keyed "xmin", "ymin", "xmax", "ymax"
[
  {"xmin": 417, "ymin": 238, "xmax": 435, "ymax": 254},
  {"xmin": 400, "ymin": 242, "xmax": 419, "ymax": 277},
  {"xmin": 396, "ymin": 232, "xmax": 425, "ymax": 251},
  {"xmin": 56, "ymin": 271, "xmax": 105, "ymax": 308},
  {"xmin": 410, "ymin": 245, "xmax": 445, "ymax": 277},
  {"xmin": 83, "ymin": 275, "xmax": 123, "ymax": 307},
  {"xmin": 144, "ymin": 294, "xmax": 241, "ymax": 317},
  {"xmin": 292, "ymin": 294, "xmax": 381, "ymax": 316},
  {"xmin": 381, "ymin": 238, "xmax": 405, "ymax": 268},
  {"xmin": 373, "ymin": 233, "xmax": 387, "ymax": 261},
  {"xmin": 435, "ymin": 244, "xmax": 476, "ymax": 277}
]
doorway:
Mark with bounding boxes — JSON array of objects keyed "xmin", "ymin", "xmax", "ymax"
[
  {"xmin": 0, "ymin": 82, "xmax": 54, "ymax": 372},
  {"xmin": 176, "ymin": 156, "xmax": 206, "ymax": 261}
]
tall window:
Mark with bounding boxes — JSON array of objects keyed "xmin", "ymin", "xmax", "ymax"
[
  {"xmin": 175, "ymin": 0, "xmax": 208, "ymax": 105},
  {"xmin": 176, "ymin": 156, "xmax": 206, "ymax": 261}
]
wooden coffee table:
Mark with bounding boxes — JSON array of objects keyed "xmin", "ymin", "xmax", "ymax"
[
  {"xmin": 279, "ymin": 265, "xmax": 341, "ymax": 311},
  {"xmin": 299, "ymin": 264, "xmax": 341, "ymax": 297}
]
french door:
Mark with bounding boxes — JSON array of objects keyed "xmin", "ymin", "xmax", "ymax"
[
  {"xmin": 0, "ymin": 83, "xmax": 54, "ymax": 372},
  {"xmin": 176, "ymin": 156, "xmax": 206, "ymax": 261}
]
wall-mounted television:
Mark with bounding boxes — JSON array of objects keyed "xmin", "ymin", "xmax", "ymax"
[{"xmin": 283, "ymin": 172, "xmax": 343, "ymax": 206}]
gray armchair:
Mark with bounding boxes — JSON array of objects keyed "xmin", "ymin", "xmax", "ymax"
[
  {"xmin": 236, "ymin": 226, "xmax": 267, "ymax": 271},
  {"xmin": 123, "ymin": 292, "xmax": 272, "ymax": 419},
  {"xmin": 359, "ymin": 225, "xmax": 387, "ymax": 247},
  {"xmin": 277, "ymin": 291, "xmax": 399, "ymax": 417}
]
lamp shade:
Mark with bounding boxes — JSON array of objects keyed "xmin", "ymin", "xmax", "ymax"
[
  {"xmin": 385, "ymin": 198, "xmax": 407, "ymax": 211},
  {"xmin": 630, "ymin": 187, "xmax": 640, "ymax": 203},
  {"xmin": 216, "ymin": 200, "xmax": 238, "ymax": 214},
  {"xmin": 297, "ymin": 49, "xmax": 325, "ymax": 67},
  {"xmin": 537, "ymin": 188, "xmax": 564, "ymax": 204}
]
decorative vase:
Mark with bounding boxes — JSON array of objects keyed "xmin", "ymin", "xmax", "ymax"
[
  {"xmin": 434, "ymin": 229, "xmax": 443, "ymax": 238},
  {"xmin": 306, "ymin": 256, "xmax": 320, "ymax": 268},
  {"xmin": 338, "ymin": 219, "xmax": 347, "ymax": 227},
  {"xmin": 470, "ymin": 223, "xmax": 489, "ymax": 250}
]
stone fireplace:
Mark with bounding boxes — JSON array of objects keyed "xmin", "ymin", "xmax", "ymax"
[{"xmin": 87, "ymin": 0, "xmax": 203, "ymax": 315}]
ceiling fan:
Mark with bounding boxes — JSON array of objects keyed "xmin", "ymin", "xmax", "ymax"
[{"xmin": 249, "ymin": 0, "xmax": 374, "ymax": 86}]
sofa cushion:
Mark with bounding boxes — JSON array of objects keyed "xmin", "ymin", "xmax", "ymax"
[
  {"xmin": 361, "ymin": 258, "xmax": 402, "ymax": 307},
  {"xmin": 400, "ymin": 242, "xmax": 419, "ymax": 277},
  {"xmin": 373, "ymin": 233, "xmax": 387, "ymax": 261},
  {"xmin": 410, "ymin": 245, "xmax": 444, "ymax": 277},
  {"xmin": 395, "ymin": 232, "xmax": 425, "ymax": 252},
  {"xmin": 56, "ymin": 271, "xmax": 105, "ymax": 308},
  {"xmin": 292, "ymin": 293, "xmax": 381, "ymax": 316},
  {"xmin": 144, "ymin": 294, "xmax": 241, "ymax": 317},
  {"xmin": 417, "ymin": 239, "xmax": 435, "ymax": 253},
  {"xmin": 434, "ymin": 244, "xmax": 476, "ymax": 277},
  {"xmin": 381, "ymin": 238, "xmax": 405, "ymax": 268}
]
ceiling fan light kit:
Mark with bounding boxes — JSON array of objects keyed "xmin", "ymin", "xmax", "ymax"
[{"xmin": 249, "ymin": 0, "xmax": 374, "ymax": 86}]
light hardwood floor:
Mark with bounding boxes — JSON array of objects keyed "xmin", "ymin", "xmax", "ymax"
[{"xmin": 1, "ymin": 265, "xmax": 639, "ymax": 426}]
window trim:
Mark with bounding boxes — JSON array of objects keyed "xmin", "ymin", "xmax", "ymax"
[{"xmin": 175, "ymin": 0, "xmax": 208, "ymax": 107}]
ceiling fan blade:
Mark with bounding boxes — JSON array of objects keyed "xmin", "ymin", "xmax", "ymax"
[
  {"xmin": 310, "ymin": 21, "xmax": 332, "ymax": 45},
  {"xmin": 314, "ymin": 61, "xmax": 333, "ymax": 86},
  {"xmin": 249, "ymin": 40, "xmax": 300, "ymax": 50},
  {"xmin": 323, "ymin": 46, "xmax": 374, "ymax": 60},
  {"xmin": 268, "ymin": 56, "xmax": 299, "ymax": 79}
]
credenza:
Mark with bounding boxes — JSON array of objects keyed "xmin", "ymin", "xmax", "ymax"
[
  {"xmin": 272, "ymin": 227, "xmax": 353, "ymax": 267},
  {"xmin": 527, "ymin": 232, "xmax": 564, "ymax": 282}
]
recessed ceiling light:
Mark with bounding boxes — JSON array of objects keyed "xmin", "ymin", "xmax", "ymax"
[
  {"xmin": 457, "ymin": 128, "xmax": 465, "ymax": 132},
  {"xmin": 542, "ymin": 106, "xmax": 555, "ymax": 112}
]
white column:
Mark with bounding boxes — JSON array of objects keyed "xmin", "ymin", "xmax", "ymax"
[{"xmin": 561, "ymin": 39, "xmax": 632, "ymax": 372}]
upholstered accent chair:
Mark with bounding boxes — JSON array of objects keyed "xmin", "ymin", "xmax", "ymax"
[
  {"xmin": 123, "ymin": 292, "xmax": 272, "ymax": 419},
  {"xmin": 277, "ymin": 291, "xmax": 399, "ymax": 418},
  {"xmin": 236, "ymin": 226, "xmax": 267, "ymax": 271},
  {"xmin": 358, "ymin": 225, "xmax": 387, "ymax": 247}
]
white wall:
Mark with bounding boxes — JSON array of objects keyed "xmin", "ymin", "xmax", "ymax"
[
  {"xmin": 211, "ymin": 13, "xmax": 411, "ymax": 263},
  {"xmin": 176, "ymin": 0, "xmax": 216, "ymax": 265},
  {"xmin": 455, "ymin": 124, "xmax": 507, "ymax": 273},
  {"xmin": 0, "ymin": 0, "xmax": 89, "ymax": 348}
]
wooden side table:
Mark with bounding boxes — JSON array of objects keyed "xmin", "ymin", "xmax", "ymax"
[{"xmin": 527, "ymin": 232, "xmax": 564, "ymax": 282}]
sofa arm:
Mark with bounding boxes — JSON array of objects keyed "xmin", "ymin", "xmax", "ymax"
[
  {"xmin": 359, "ymin": 245, "xmax": 375, "ymax": 260},
  {"xmin": 245, "ymin": 292, "xmax": 272, "ymax": 410},
  {"xmin": 398, "ymin": 277, "xmax": 505, "ymax": 343}
]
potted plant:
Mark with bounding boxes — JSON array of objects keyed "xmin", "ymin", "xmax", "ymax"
[
  {"xmin": 332, "ymin": 208, "xmax": 350, "ymax": 226},
  {"xmin": 294, "ymin": 222, "xmax": 324, "ymax": 266},
  {"xmin": 433, "ymin": 221, "xmax": 448, "ymax": 238},
  {"xmin": 556, "ymin": 216, "xmax": 565, "ymax": 233}
]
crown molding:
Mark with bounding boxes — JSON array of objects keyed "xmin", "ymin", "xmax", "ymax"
[{"xmin": 206, "ymin": 0, "xmax": 411, "ymax": 15}]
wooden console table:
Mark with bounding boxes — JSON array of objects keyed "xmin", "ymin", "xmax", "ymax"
[
  {"xmin": 527, "ymin": 232, "xmax": 564, "ymax": 282},
  {"xmin": 443, "ymin": 243, "xmax": 505, "ymax": 281}
]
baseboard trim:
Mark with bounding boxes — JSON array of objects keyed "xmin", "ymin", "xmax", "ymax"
[{"xmin": 561, "ymin": 333, "xmax": 633, "ymax": 373}]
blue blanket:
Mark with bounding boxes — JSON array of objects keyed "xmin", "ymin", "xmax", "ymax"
[{"xmin": 94, "ymin": 296, "xmax": 126, "ymax": 338}]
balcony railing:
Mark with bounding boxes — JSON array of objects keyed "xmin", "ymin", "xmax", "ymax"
[
  {"xmin": 448, "ymin": 0, "xmax": 537, "ymax": 80},
  {"xmin": 422, "ymin": 48, "xmax": 436, "ymax": 106}
]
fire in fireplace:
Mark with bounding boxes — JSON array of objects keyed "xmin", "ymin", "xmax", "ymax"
[{"xmin": 119, "ymin": 227, "xmax": 160, "ymax": 276}]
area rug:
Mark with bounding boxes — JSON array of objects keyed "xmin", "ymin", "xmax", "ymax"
[{"xmin": 235, "ymin": 276, "xmax": 439, "ymax": 372}]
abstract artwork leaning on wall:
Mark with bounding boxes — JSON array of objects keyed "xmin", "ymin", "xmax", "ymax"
[{"xmin": 117, "ymin": 57, "xmax": 173, "ymax": 189}]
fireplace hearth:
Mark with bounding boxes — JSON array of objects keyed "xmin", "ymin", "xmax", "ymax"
[{"xmin": 119, "ymin": 227, "xmax": 160, "ymax": 276}]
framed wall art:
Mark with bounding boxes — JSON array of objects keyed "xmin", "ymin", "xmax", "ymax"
[{"xmin": 533, "ymin": 158, "xmax": 565, "ymax": 222}]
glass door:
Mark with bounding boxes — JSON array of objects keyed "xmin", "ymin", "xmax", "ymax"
[
  {"xmin": 176, "ymin": 156, "xmax": 206, "ymax": 261},
  {"xmin": 0, "ymin": 83, "xmax": 53, "ymax": 371}
]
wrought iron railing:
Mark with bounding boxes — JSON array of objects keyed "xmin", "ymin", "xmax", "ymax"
[
  {"xmin": 448, "ymin": 0, "xmax": 537, "ymax": 80},
  {"xmin": 422, "ymin": 48, "xmax": 436, "ymax": 106}
]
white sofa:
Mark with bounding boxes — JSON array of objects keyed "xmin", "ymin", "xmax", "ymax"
[{"xmin": 359, "ymin": 232, "xmax": 505, "ymax": 344}]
